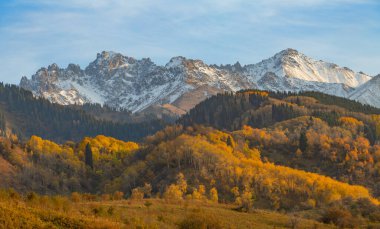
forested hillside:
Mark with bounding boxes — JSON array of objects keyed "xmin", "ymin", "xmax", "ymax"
[
  {"xmin": 179, "ymin": 90, "xmax": 380, "ymax": 192},
  {"xmin": 179, "ymin": 90, "xmax": 380, "ymax": 142},
  {"xmin": 3, "ymin": 90, "xmax": 380, "ymax": 227},
  {"xmin": 0, "ymin": 83, "xmax": 165, "ymax": 142},
  {"xmin": 1, "ymin": 126, "xmax": 380, "ymax": 226}
]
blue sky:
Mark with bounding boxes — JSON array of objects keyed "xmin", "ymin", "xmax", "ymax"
[{"xmin": 0, "ymin": 0, "xmax": 379, "ymax": 84}]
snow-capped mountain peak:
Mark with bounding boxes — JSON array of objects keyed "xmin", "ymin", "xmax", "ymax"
[
  {"xmin": 245, "ymin": 48, "xmax": 371, "ymax": 87},
  {"xmin": 165, "ymin": 56, "xmax": 187, "ymax": 69},
  {"xmin": 20, "ymin": 49, "xmax": 377, "ymax": 115},
  {"xmin": 85, "ymin": 51, "xmax": 137, "ymax": 78}
]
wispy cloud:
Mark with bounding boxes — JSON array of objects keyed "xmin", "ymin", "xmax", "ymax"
[{"xmin": 0, "ymin": 0, "xmax": 379, "ymax": 84}]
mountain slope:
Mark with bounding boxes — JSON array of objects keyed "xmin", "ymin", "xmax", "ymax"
[
  {"xmin": 349, "ymin": 74, "xmax": 380, "ymax": 107},
  {"xmin": 244, "ymin": 49, "xmax": 370, "ymax": 87},
  {"xmin": 20, "ymin": 49, "xmax": 374, "ymax": 114},
  {"xmin": 20, "ymin": 52, "xmax": 254, "ymax": 114},
  {"xmin": 255, "ymin": 72, "xmax": 354, "ymax": 97}
]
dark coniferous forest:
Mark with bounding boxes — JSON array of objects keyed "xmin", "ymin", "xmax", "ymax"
[{"xmin": 0, "ymin": 83, "xmax": 166, "ymax": 142}]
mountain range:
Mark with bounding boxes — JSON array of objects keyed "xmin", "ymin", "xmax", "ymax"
[
  {"xmin": 5, "ymin": 49, "xmax": 380, "ymax": 228},
  {"xmin": 20, "ymin": 48, "xmax": 378, "ymax": 116}
]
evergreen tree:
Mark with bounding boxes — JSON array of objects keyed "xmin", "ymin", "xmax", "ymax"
[
  {"xmin": 299, "ymin": 131, "xmax": 308, "ymax": 152},
  {"xmin": 227, "ymin": 136, "xmax": 233, "ymax": 147},
  {"xmin": 0, "ymin": 112, "xmax": 5, "ymax": 136},
  {"xmin": 85, "ymin": 143, "xmax": 93, "ymax": 169}
]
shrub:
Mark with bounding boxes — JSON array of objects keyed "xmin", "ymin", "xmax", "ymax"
[
  {"xmin": 101, "ymin": 194, "xmax": 111, "ymax": 201},
  {"xmin": 369, "ymin": 211, "xmax": 380, "ymax": 222},
  {"xmin": 7, "ymin": 188, "xmax": 20, "ymax": 200},
  {"xmin": 82, "ymin": 193, "xmax": 97, "ymax": 201},
  {"xmin": 26, "ymin": 192, "xmax": 38, "ymax": 202},
  {"xmin": 300, "ymin": 199, "xmax": 316, "ymax": 210},
  {"xmin": 0, "ymin": 188, "xmax": 20, "ymax": 200},
  {"xmin": 107, "ymin": 206, "xmax": 115, "ymax": 215},
  {"xmin": 289, "ymin": 215, "xmax": 300, "ymax": 229},
  {"xmin": 51, "ymin": 196, "xmax": 71, "ymax": 212},
  {"xmin": 321, "ymin": 207, "xmax": 358, "ymax": 228},
  {"xmin": 163, "ymin": 184, "xmax": 183, "ymax": 203},
  {"xmin": 178, "ymin": 213, "xmax": 222, "ymax": 229},
  {"xmin": 131, "ymin": 188, "xmax": 144, "ymax": 201},
  {"xmin": 113, "ymin": 191, "xmax": 124, "ymax": 200},
  {"xmin": 71, "ymin": 192, "xmax": 81, "ymax": 202},
  {"xmin": 92, "ymin": 206, "xmax": 105, "ymax": 216},
  {"xmin": 209, "ymin": 188, "xmax": 218, "ymax": 203}
]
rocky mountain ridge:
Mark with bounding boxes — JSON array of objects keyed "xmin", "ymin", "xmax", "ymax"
[{"xmin": 20, "ymin": 49, "xmax": 376, "ymax": 115}]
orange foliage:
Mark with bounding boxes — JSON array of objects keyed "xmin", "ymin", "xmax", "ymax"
[
  {"xmin": 339, "ymin": 117, "xmax": 364, "ymax": 134},
  {"xmin": 78, "ymin": 135, "xmax": 139, "ymax": 161}
]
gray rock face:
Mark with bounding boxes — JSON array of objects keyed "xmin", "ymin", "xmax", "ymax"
[
  {"xmin": 20, "ymin": 49, "xmax": 375, "ymax": 114},
  {"xmin": 20, "ymin": 51, "xmax": 254, "ymax": 113}
]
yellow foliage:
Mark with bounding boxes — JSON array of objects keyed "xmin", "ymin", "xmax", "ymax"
[
  {"xmin": 209, "ymin": 188, "xmax": 218, "ymax": 203},
  {"xmin": 339, "ymin": 117, "xmax": 364, "ymax": 133},
  {"xmin": 78, "ymin": 135, "xmax": 139, "ymax": 161},
  {"xmin": 373, "ymin": 115, "xmax": 380, "ymax": 138},
  {"xmin": 148, "ymin": 129, "xmax": 379, "ymax": 206},
  {"xmin": 198, "ymin": 185, "xmax": 206, "ymax": 195},
  {"xmin": 113, "ymin": 191, "xmax": 124, "ymax": 200},
  {"xmin": 295, "ymin": 148, "xmax": 302, "ymax": 158},
  {"xmin": 28, "ymin": 135, "xmax": 70, "ymax": 155},
  {"xmin": 241, "ymin": 189, "xmax": 254, "ymax": 210},
  {"xmin": 240, "ymin": 125, "xmax": 254, "ymax": 136},
  {"xmin": 71, "ymin": 192, "xmax": 81, "ymax": 202},
  {"xmin": 192, "ymin": 190, "xmax": 202, "ymax": 200},
  {"xmin": 176, "ymin": 173, "xmax": 188, "ymax": 193},
  {"xmin": 192, "ymin": 185, "xmax": 207, "ymax": 201},
  {"xmin": 231, "ymin": 187, "xmax": 240, "ymax": 198},
  {"xmin": 244, "ymin": 146, "xmax": 261, "ymax": 160},
  {"xmin": 131, "ymin": 188, "xmax": 144, "ymax": 200},
  {"xmin": 163, "ymin": 184, "xmax": 183, "ymax": 202}
]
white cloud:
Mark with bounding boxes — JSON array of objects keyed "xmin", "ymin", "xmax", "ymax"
[{"xmin": 0, "ymin": 0, "xmax": 378, "ymax": 84}]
